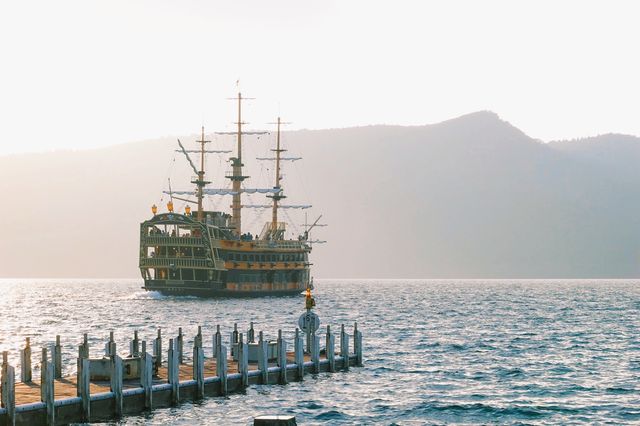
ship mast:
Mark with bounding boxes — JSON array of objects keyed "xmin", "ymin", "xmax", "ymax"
[
  {"xmin": 226, "ymin": 92, "xmax": 250, "ymax": 235},
  {"xmin": 194, "ymin": 126, "xmax": 211, "ymax": 222},
  {"xmin": 268, "ymin": 117, "xmax": 288, "ymax": 236}
]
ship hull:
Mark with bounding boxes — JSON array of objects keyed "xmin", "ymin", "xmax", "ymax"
[{"xmin": 143, "ymin": 279, "xmax": 305, "ymax": 298}]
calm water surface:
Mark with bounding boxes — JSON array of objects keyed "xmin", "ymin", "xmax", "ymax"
[{"xmin": 1, "ymin": 279, "xmax": 639, "ymax": 425}]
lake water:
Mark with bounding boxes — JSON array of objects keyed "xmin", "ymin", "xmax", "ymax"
[{"xmin": 1, "ymin": 279, "xmax": 639, "ymax": 424}]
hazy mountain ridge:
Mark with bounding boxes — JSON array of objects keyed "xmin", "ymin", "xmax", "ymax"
[{"xmin": 2, "ymin": 111, "xmax": 639, "ymax": 278}]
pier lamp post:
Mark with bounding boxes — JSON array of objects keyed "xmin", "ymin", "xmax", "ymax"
[{"xmin": 298, "ymin": 279, "xmax": 318, "ymax": 353}]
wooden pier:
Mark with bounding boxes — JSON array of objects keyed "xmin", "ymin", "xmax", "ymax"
[{"xmin": 0, "ymin": 323, "xmax": 363, "ymax": 425}]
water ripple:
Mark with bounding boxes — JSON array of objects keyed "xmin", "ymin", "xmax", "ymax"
[{"xmin": 1, "ymin": 278, "xmax": 639, "ymax": 424}]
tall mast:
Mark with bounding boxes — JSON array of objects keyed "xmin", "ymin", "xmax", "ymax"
[
  {"xmin": 194, "ymin": 126, "xmax": 211, "ymax": 222},
  {"xmin": 226, "ymin": 92, "xmax": 249, "ymax": 235},
  {"xmin": 270, "ymin": 117, "xmax": 287, "ymax": 234}
]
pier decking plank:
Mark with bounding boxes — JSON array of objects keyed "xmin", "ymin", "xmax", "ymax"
[{"xmin": 12, "ymin": 353, "xmax": 304, "ymax": 405}]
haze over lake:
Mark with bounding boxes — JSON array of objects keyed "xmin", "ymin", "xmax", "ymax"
[{"xmin": 2, "ymin": 111, "xmax": 639, "ymax": 279}]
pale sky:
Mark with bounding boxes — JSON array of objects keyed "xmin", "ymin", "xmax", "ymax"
[{"xmin": 1, "ymin": 0, "xmax": 639, "ymax": 155}]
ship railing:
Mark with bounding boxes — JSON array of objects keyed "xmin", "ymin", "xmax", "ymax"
[
  {"xmin": 143, "ymin": 235, "xmax": 205, "ymax": 247},
  {"xmin": 253, "ymin": 240, "xmax": 308, "ymax": 250},
  {"xmin": 140, "ymin": 257, "xmax": 219, "ymax": 269}
]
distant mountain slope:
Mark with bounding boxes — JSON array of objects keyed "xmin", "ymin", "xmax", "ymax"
[{"xmin": 1, "ymin": 112, "xmax": 639, "ymax": 278}]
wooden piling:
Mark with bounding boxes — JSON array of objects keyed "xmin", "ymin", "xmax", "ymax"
[
  {"xmin": 130, "ymin": 330, "xmax": 140, "ymax": 357},
  {"xmin": 232, "ymin": 323, "xmax": 239, "ymax": 345},
  {"xmin": 216, "ymin": 340, "xmax": 227, "ymax": 395},
  {"xmin": 325, "ymin": 325, "xmax": 331, "ymax": 359},
  {"xmin": 327, "ymin": 328, "xmax": 335, "ymax": 373},
  {"xmin": 168, "ymin": 338, "xmax": 179, "ymax": 404},
  {"xmin": 154, "ymin": 328, "xmax": 162, "ymax": 370},
  {"xmin": 295, "ymin": 329, "xmax": 304, "ymax": 381},
  {"xmin": 105, "ymin": 331, "xmax": 115, "ymax": 356},
  {"xmin": 193, "ymin": 336, "xmax": 204, "ymax": 399},
  {"xmin": 195, "ymin": 346, "xmax": 205, "ymax": 399},
  {"xmin": 258, "ymin": 331, "xmax": 268, "ymax": 384},
  {"xmin": 44, "ymin": 360, "xmax": 55, "ymax": 426},
  {"xmin": 340, "ymin": 324, "xmax": 349, "ymax": 371},
  {"xmin": 77, "ymin": 334, "xmax": 89, "ymax": 396},
  {"xmin": 311, "ymin": 333, "xmax": 320, "ymax": 374},
  {"xmin": 277, "ymin": 330, "xmax": 287, "ymax": 385},
  {"xmin": 109, "ymin": 342, "xmax": 117, "ymax": 361},
  {"xmin": 141, "ymin": 346, "xmax": 153, "ymax": 409},
  {"xmin": 40, "ymin": 348, "xmax": 48, "ymax": 402},
  {"xmin": 354, "ymin": 322, "xmax": 363, "ymax": 367},
  {"xmin": 79, "ymin": 357, "xmax": 91, "ymax": 421},
  {"xmin": 238, "ymin": 333, "xmax": 248, "ymax": 389},
  {"xmin": 20, "ymin": 338, "xmax": 31, "ymax": 383},
  {"xmin": 177, "ymin": 328, "xmax": 184, "ymax": 365},
  {"xmin": 1, "ymin": 355, "xmax": 15, "ymax": 426},
  {"xmin": 248, "ymin": 322, "xmax": 255, "ymax": 343},
  {"xmin": 53, "ymin": 335, "xmax": 62, "ymax": 379},
  {"xmin": 111, "ymin": 355, "xmax": 123, "ymax": 417},
  {"xmin": 192, "ymin": 325, "xmax": 203, "ymax": 379},
  {"xmin": 213, "ymin": 325, "xmax": 221, "ymax": 358}
]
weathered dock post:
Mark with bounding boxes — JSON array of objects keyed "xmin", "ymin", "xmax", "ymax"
[
  {"xmin": 213, "ymin": 325, "xmax": 221, "ymax": 358},
  {"xmin": 109, "ymin": 342, "xmax": 123, "ymax": 417},
  {"xmin": 354, "ymin": 322, "xmax": 363, "ymax": 367},
  {"xmin": 193, "ymin": 334, "xmax": 204, "ymax": 399},
  {"xmin": 53, "ymin": 335, "xmax": 62, "ymax": 379},
  {"xmin": 40, "ymin": 348, "xmax": 48, "ymax": 402},
  {"xmin": 154, "ymin": 328, "xmax": 162, "ymax": 370},
  {"xmin": 130, "ymin": 330, "xmax": 140, "ymax": 357},
  {"xmin": 78, "ymin": 356, "xmax": 91, "ymax": 421},
  {"xmin": 238, "ymin": 333, "xmax": 248, "ymax": 389},
  {"xmin": 195, "ymin": 326, "xmax": 203, "ymax": 347},
  {"xmin": 177, "ymin": 327, "xmax": 184, "ymax": 364},
  {"xmin": 43, "ymin": 352, "xmax": 55, "ymax": 426},
  {"xmin": 140, "ymin": 341, "xmax": 153, "ymax": 409},
  {"xmin": 248, "ymin": 322, "xmax": 255, "ymax": 343},
  {"xmin": 77, "ymin": 333, "xmax": 89, "ymax": 395},
  {"xmin": 232, "ymin": 323, "xmax": 239, "ymax": 345},
  {"xmin": 311, "ymin": 333, "xmax": 320, "ymax": 374},
  {"xmin": 1, "ymin": 352, "xmax": 16, "ymax": 426},
  {"xmin": 340, "ymin": 324, "xmax": 349, "ymax": 371},
  {"xmin": 167, "ymin": 338, "xmax": 180, "ymax": 404},
  {"xmin": 20, "ymin": 337, "xmax": 32, "ymax": 383},
  {"xmin": 106, "ymin": 331, "xmax": 115, "ymax": 357},
  {"xmin": 215, "ymin": 334, "xmax": 227, "ymax": 395},
  {"xmin": 294, "ymin": 329, "xmax": 304, "ymax": 381},
  {"xmin": 192, "ymin": 327, "xmax": 201, "ymax": 380},
  {"xmin": 258, "ymin": 331, "xmax": 268, "ymax": 384},
  {"xmin": 277, "ymin": 330, "xmax": 287, "ymax": 385},
  {"xmin": 326, "ymin": 325, "xmax": 335, "ymax": 373}
]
